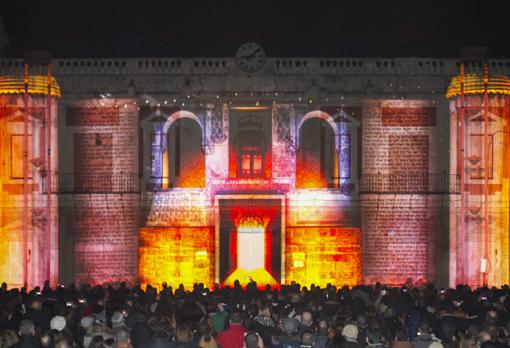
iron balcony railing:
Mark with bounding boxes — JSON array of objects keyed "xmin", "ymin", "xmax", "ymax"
[
  {"xmin": 359, "ymin": 173, "xmax": 460, "ymax": 194},
  {"xmin": 42, "ymin": 172, "xmax": 139, "ymax": 194}
]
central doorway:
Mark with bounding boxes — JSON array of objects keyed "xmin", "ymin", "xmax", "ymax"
[{"xmin": 215, "ymin": 195, "xmax": 284, "ymax": 288}]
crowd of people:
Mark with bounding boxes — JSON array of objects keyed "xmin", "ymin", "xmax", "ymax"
[{"xmin": 1, "ymin": 280, "xmax": 509, "ymax": 348}]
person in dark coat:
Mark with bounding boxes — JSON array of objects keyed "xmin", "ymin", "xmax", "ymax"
[
  {"xmin": 413, "ymin": 322, "xmax": 440, "ymax": 348},
  {"xmin": 272, "ymin": 318, "xmax": 300, "ymax": 348},
  {"xmin": 25, "ymin": 300, "xmax": 50, "ymax": 334},
  {"xmin": 10, "ymin": 320, "xmax": 39, "ymax": 348}
]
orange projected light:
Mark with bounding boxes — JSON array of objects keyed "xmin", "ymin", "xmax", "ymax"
[
  {"xmin": 223, "ymin": 217, "xmax": 278, "ymax": 288},
  {"xmin": 176, "ymin": 152, "xmax": 206, "ymax": 188},
  {"xmin": 285, "ymin": 227, "xmax": 361, "ymax": 287},
  {"xmin": 139, "ymin": 227, "xmax": 215, "ymax": 290},
  {"xmin": 296, "ymin": 153, "xmax": 327, "ymax": 188}
]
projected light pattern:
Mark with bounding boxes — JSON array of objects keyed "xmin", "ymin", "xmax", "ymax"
[
  {"xmin": 237, "ymin": 222, "xmax": 265, "ymax": 270},
  {"xmin": 448, "ymin": 91, "xmax": 510, "ymax": 287},
  {"xmin": 296, "ymin": 154, "xmax": 327, "ymax": 188},
  {"xmin": 139, "ymin": 227, "xmax": 215, "ymax": 289},
  {"xmin": 137, "ymin": 107, "xmax": 362, "ymax": 289},
  {"xmin": 286, "ymin": 227, "xmax": 361, "ymax": 287},
  {"xmin": 223, "ymin": 216, "xmax": 279, "ymax": 288},
  {"xmin": 0, "ymin": 91, "xmax": 61, "ymax": 289}
]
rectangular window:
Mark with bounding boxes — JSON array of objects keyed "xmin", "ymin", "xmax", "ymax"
[{"xmin": 241, "ymin": 146, "xmax": 263, "ymax": 177}]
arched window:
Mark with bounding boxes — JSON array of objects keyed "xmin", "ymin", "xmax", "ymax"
[
  {"xmin": 162, "ymin": 118, "xmax": 205, "ymax": 188},
  {"xmin": 296, "ymin": 118, "xmax": 337, "ymax": 188}
]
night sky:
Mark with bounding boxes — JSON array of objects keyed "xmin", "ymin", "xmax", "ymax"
[{"xmin": 1, "ymin": 0, "xmax": 509, "ymax": 58}]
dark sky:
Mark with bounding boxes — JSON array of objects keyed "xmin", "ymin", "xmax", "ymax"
[{"xmin": 1, "ymin": 0, "xmax": 509, "ymax": 58}]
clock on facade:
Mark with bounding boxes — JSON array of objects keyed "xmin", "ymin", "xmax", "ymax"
[{"xmin": 235, "ymin": 42, "xmax": 266, "ymax": 73}]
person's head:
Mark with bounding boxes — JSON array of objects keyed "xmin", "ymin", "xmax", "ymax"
[
  {"xmin": 89, "ymin": 335, "xmax": 104, "ymax": 348},
  {"xmin": 199, "ymin": 335, "xmax": 218, "ymax": 348},
  {"xmin": 18, "ymin": 320, "xmax": 35, "ymax": 336},
  {"xmin": 54, "ymin": 337, "xmax": 72, "ymax": 348},
  {"xmin": 230, "ymin": 312, "xmax": 243, "ymax": 325},
  {"xmin": 0, "ymin": 329, "xmax": 19, "ymax": 348},
  {"xmin": 484, "ymin": 326, "xmax": 498, "ymax": 342},
  {"xmin": 50, "ymin": 316, "xmax": 67, "ymax": 332},
  {"xmin": 115, "ymin": 343, "xmax": 133, "ymax": 348},
  {"xmin": 282, "ymin": 318, "xmax": 298, "ymax": 335},
  {"xmin": 317, "ymin": 320, "xmax": 329, "ymax": 336},
  {"xmin": 40, "ymin": 333, "xmax": 53, "ymax": 348},
  {"xmin": 244, "ymin": 333, "xmax": 260, "ymax": 348},
  {"xmin": 175, "ymin": 325, "xmax": 192, "ymax": 344},
  {"xmin": 81, "ymin": 316, "xmax": 94, "ymax": 331},
  {"xmin": 341, "ymin": 324, "xmax": 358, "ymax": 342},
  {"xmin": 485, "ymin": 310, "xmax": 498, "ymax": 325},
  {"xmin": 459, "ymin": 335, "xmax": 477, "ymax": 348},
  {"xmin": 418, "ymin": 321, "xmax": 431, "ymax": 336},
  {"xmin": 301, "ymin": 311, "xmax": 313, "ymax": 327},
  {"xmin": 478, "ymin": 331, "xmax": 492, "ymax": 346},
  {"xmin": 258, "ymin": 304, "xmax": 271, "ymax": 318},
  {"xmin": 300, "ymin": 331, "xmax": 314, "ymax": 346},
  {"xmin": 356, "ymin": 314, "xmax": 367, "ymax": 328},
  {"xmin": 115, "ymin": 329, "xmax": 131, "ymax": 345},
  {"xmin": 31, "ymin": 300, "xmax": 42, "ymax": 311}
]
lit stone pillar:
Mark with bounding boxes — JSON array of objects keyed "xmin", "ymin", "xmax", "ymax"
[
  {"xmin": 60, "ymin": 99, "xmax": 139, "ymax": 285},
  {"xmin": 0, "ymin": 75, "xmax": 60, "ymax": 288},
  {"xmin": 447, "ymin": 74, "xmax": 510, "ymax": 287}
]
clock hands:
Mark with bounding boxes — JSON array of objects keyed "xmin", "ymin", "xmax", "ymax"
[
  {"xmin": 235, "ymin": 43, "xmax": 265, "ymax": 72},
  {"xmin": 239, "ymin": 47, "xmax": 262, "ymax": 60}
]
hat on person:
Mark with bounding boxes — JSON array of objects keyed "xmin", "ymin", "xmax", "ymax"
[
  {"xmin": 50, "ymin": 316, "xmax": 66, "ymax": 331},
  {"xmin": 80, "ymin": 316, "xmax": 94, "ymax": 329},
  {"xmin": 342, "ymin": 324, "xmax": 358, "ymax": 340}
]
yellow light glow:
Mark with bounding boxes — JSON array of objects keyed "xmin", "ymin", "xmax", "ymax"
[
  {"xmin": 224, "ymin": 268, "xmax": 279, "ymax": 288},
  {"xmin": 293, "ymin": 260, "xmax": 305, "ymax": 268},
  {"xmin": 447, "ymin": 74, "xmax": 510, "ymax": 98},
  {"xmin": 195, "ymin": 250, "xmax": 208, "ymax": 261},
  {"xmin": 0, "ymin": 76, "xmax": 62, "ymax": 97}
]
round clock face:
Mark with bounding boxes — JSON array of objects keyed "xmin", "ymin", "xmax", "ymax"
[{"xmin": 235, "ymin": 42, "xmax": 266, "ymax": 73}]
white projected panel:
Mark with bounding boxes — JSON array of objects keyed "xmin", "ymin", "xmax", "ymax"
[{"xmin": 237, "ymin": 226, "xmax": 264, "ymax": 270}]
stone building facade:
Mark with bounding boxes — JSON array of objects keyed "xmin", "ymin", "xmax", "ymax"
[{"xmin": 1, "ymin": 54, "xmax": 509, "ymax": 288}]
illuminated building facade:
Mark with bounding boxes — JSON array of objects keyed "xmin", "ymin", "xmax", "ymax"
[{"xmin": 1, "ymin": 55, "xmax": 510, "ymax": 289}]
